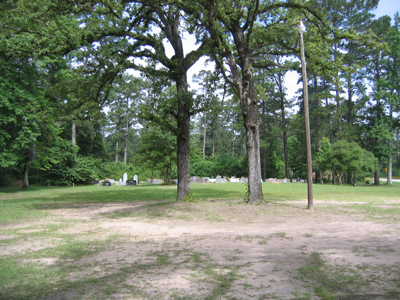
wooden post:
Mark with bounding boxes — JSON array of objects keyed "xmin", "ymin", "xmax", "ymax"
[{"xmin": 298, "ymin": 21, "xmax": 314, "ymax": 210}]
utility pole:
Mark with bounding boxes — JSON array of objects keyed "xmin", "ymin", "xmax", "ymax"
[{"xmin": 298, "ymin": 20, "xmax": 314, "ymax": 210}]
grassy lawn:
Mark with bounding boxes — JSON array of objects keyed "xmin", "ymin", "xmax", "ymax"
[{"xmin": 1, "ymin": 182, "xmax": 399, "ymax": 299}]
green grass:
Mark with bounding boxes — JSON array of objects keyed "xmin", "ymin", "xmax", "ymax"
[
  {"xmin": 2, "ymin": 182, "xmax": 400, "ymax": 223},
  {"xmin": 297, "ymin": 251, "xmax": 400, "ymax": 299}
]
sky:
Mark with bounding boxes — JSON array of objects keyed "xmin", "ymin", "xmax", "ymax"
[{"xmin": 373, "ymin": 0, "xmax": 400, "ymax": 22}]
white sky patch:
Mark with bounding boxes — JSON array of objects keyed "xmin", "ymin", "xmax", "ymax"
[{"xmin": 373, "ymin": 0, "xmax": 400, "ymax": 23}]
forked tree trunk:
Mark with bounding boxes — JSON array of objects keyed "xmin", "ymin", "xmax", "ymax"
[{"xmin": 222, "ymin": 31, "xmax": 263, "ymax": 203}]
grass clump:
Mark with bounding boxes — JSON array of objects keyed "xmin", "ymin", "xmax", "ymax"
[{"xmin": 297, "ymin": 251, "xmax": 400, "ymax": 299}]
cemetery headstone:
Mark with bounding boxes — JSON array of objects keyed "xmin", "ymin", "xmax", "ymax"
[
  {"xmin": 230, "ymin": 177, "xmax": 240, "ymax": 183},
  {"xmin": 122, "ymin": 173, "xmax": 128, "ymax": 185},
  {"xmin": 127, "ymin": 180, "xmax": 135, "ymax": 186},
  {"xmin": 202, "ymin": 177, "xmax": 210, "ymax": 183}
]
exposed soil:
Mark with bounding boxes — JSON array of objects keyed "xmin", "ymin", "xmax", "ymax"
[{"xmin": 2, "ymin": 199, "xmax": 400, "ymax": 299}]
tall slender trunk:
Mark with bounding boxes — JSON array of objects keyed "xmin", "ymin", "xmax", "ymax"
[
  {"xmin": 327, "ymin": 98, "xmax": 334, "ymax": 146},
  {"xmin": 335, "ymin": 83, "xmax": 342, "ymax": 134},
  {"xmin": 283, "ymin": 131, "xmax": 289, "ymax": 179},
  {"xmin": 124, "ymin": 99, "xmax": 129, "ymax": 164},
  {"xmin": 23, "ymin": 149, "xmax": 30, "ymax": 188},
  {"xmin": 115, "ymin": 141, "xmax": 118, "ymax": 163},
  {"xmin": 176, "ymin": 75, "xmax": 191, "ymax": 201},
  {"xmin": 124, "ymin": 138, "xmax": 128, "ymax": 164},
  {"xmin": 71, "ymin": 121, "xmax": 76, "ymax": 145},
  {"xmin": 347, "ymin": 75, "xmax": 354, "ymax": 128},
  {"xmin": 203, "ymin": 112, "xmax": 207, "ymax": 159},
  {"xmin": 388, "ymin": 141, "xmax": 393, "ymax": 185},
  {"xmin": 262, "ymin": 146, "xmax": 267, "ymax": 181},
  {"xmin": 334, "ymin": 44, "xmax": 342, "ymax": 137},
  {"xmin": 212, "ymin": 130, "xmax": 215, "ymax": 157},
  {"xmin": 278, "ymin": 73, "xmax": 290, "ymax": 179}
]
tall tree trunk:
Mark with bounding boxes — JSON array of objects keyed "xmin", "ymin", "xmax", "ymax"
[
  {"xmin": 124, "ymin": 138, "xmax": 127, "ymax": 164},
  {"xmin": 212, "ymin": 130, "xmax": 215, "ymax": 157},
  {"xmin": 335, "ymin": 82, "xmax": 342, "ymax": 135},
  {"xmin": 71, "ymin": 121, "xmax": 76, "ymax": 145},
  {"xmin": 154, "ymin": 6, "xmax": 194, "ymax": 201},
  {"xmin": 203, "ymin": 112, "xmax": 207, "ymax": 159},
  {"xmin": 124, "ymin": 99, "xmax": 129, "ymax": 164},
  {"xmin": 206, "ymin": 10, "xmax": 263, "ymax": 202},
  {"xmin": 176, "ymin": 75, "xmax": 191, "ymax": 201},
  {"xmin": 225, "ymin": 39, "xmax": 263, "ymax": 203},
  {"xmin": 283, "ymin": 131, "xmax": 290, "ymax": 179},
  {"xmin": 388, "ymin": 141, "xmax": 393, "ymax": 185},
  {"xmin": 374, "ymin": 170, "xmax": 380, "ymax": 185},
  {"xmin": 334, "ymin": 45, "xmax": 342, "ymax": 137},
  {"xmin": 23, "ymin": 149, "xmax": 30, "ymax": 188},
  {"xmin": 327, "ymin": 99, "xmax": 334, "ymax": 146},
  {"xmin": 278, "ymin": 73, "xmax": 290, "ymax": 179},
  {"xmin": 261, "ymin": 146, "xmax": 266, "ymax": 181},
  {"xmin": 115, "ymin": 141, "xmax": 118, "ymax": 163}
]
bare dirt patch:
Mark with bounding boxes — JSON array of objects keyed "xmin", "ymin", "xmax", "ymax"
[{"xmin": 2, "ymin": 200, "xmax": 400, "ymax": 299}]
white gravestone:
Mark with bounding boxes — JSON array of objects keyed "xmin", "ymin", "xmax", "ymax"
[{"xmin": 120, "ymin": 173, "xmax": 127, "ymax": 186}]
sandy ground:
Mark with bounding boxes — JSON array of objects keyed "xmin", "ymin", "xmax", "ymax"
[{"xmin": 2, "ymin": 199, "xmax": 400, "ymax": 299}]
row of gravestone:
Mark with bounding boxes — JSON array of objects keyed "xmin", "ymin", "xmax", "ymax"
[
  {"xmin": 99, "ymin": 174, "xmax": 306, "ymax": 186},
  {"xmin": 100, "ymin": 173, "xmax": 139, "ymax": 186}
]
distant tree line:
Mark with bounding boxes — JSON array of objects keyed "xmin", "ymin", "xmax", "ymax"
[{"xmin": 1, "ymin": 0, "xmax": 399, "ymax": 201}]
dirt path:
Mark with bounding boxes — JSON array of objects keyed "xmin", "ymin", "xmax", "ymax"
[{"xmin": 2, "ymin": 200, "xmax": 400, "ymax": 299}]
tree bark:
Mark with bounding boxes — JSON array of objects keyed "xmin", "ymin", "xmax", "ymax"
[
  {"xmin": 388, "ymin": 144, "xmax": 393, "ymax": 186},
  {"xmin": 203, "ymin": 112, "xmax": 207, "ymax": 159},
  {"xmin": 212, "ymin": 130, "xmax": 215, "ymax": 157},
  {"xmin": 374, "ymin": 170, "xmax": 380, "ymax": 185},
  {"xmin": 154, "ymin": 5, "xmax": 195, "ymax": 201},
  {"xmin": 278, "ymin": 72, "xmax": 290, "ymax": 179},
  {"xmin": 226, "ymin": 36, "xmax": 263, "ymax": 203},
  {"xmin": 115, "ymin": 141, "xmax": 118, "ymax": 163},
  {"xmin": 124, "ymin": 98, "xmax": 129, "ymax": 164},
  {"xmin": 71, "ymin": 121, "xmax": 76, "ymax": 145},
  {"xmin": 23, "ymin": 149, "xmax": 30, "ymax": 188},
  {"xmin": 176, "ymin": 79, "xmax": 191, "ymax": 200}
]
